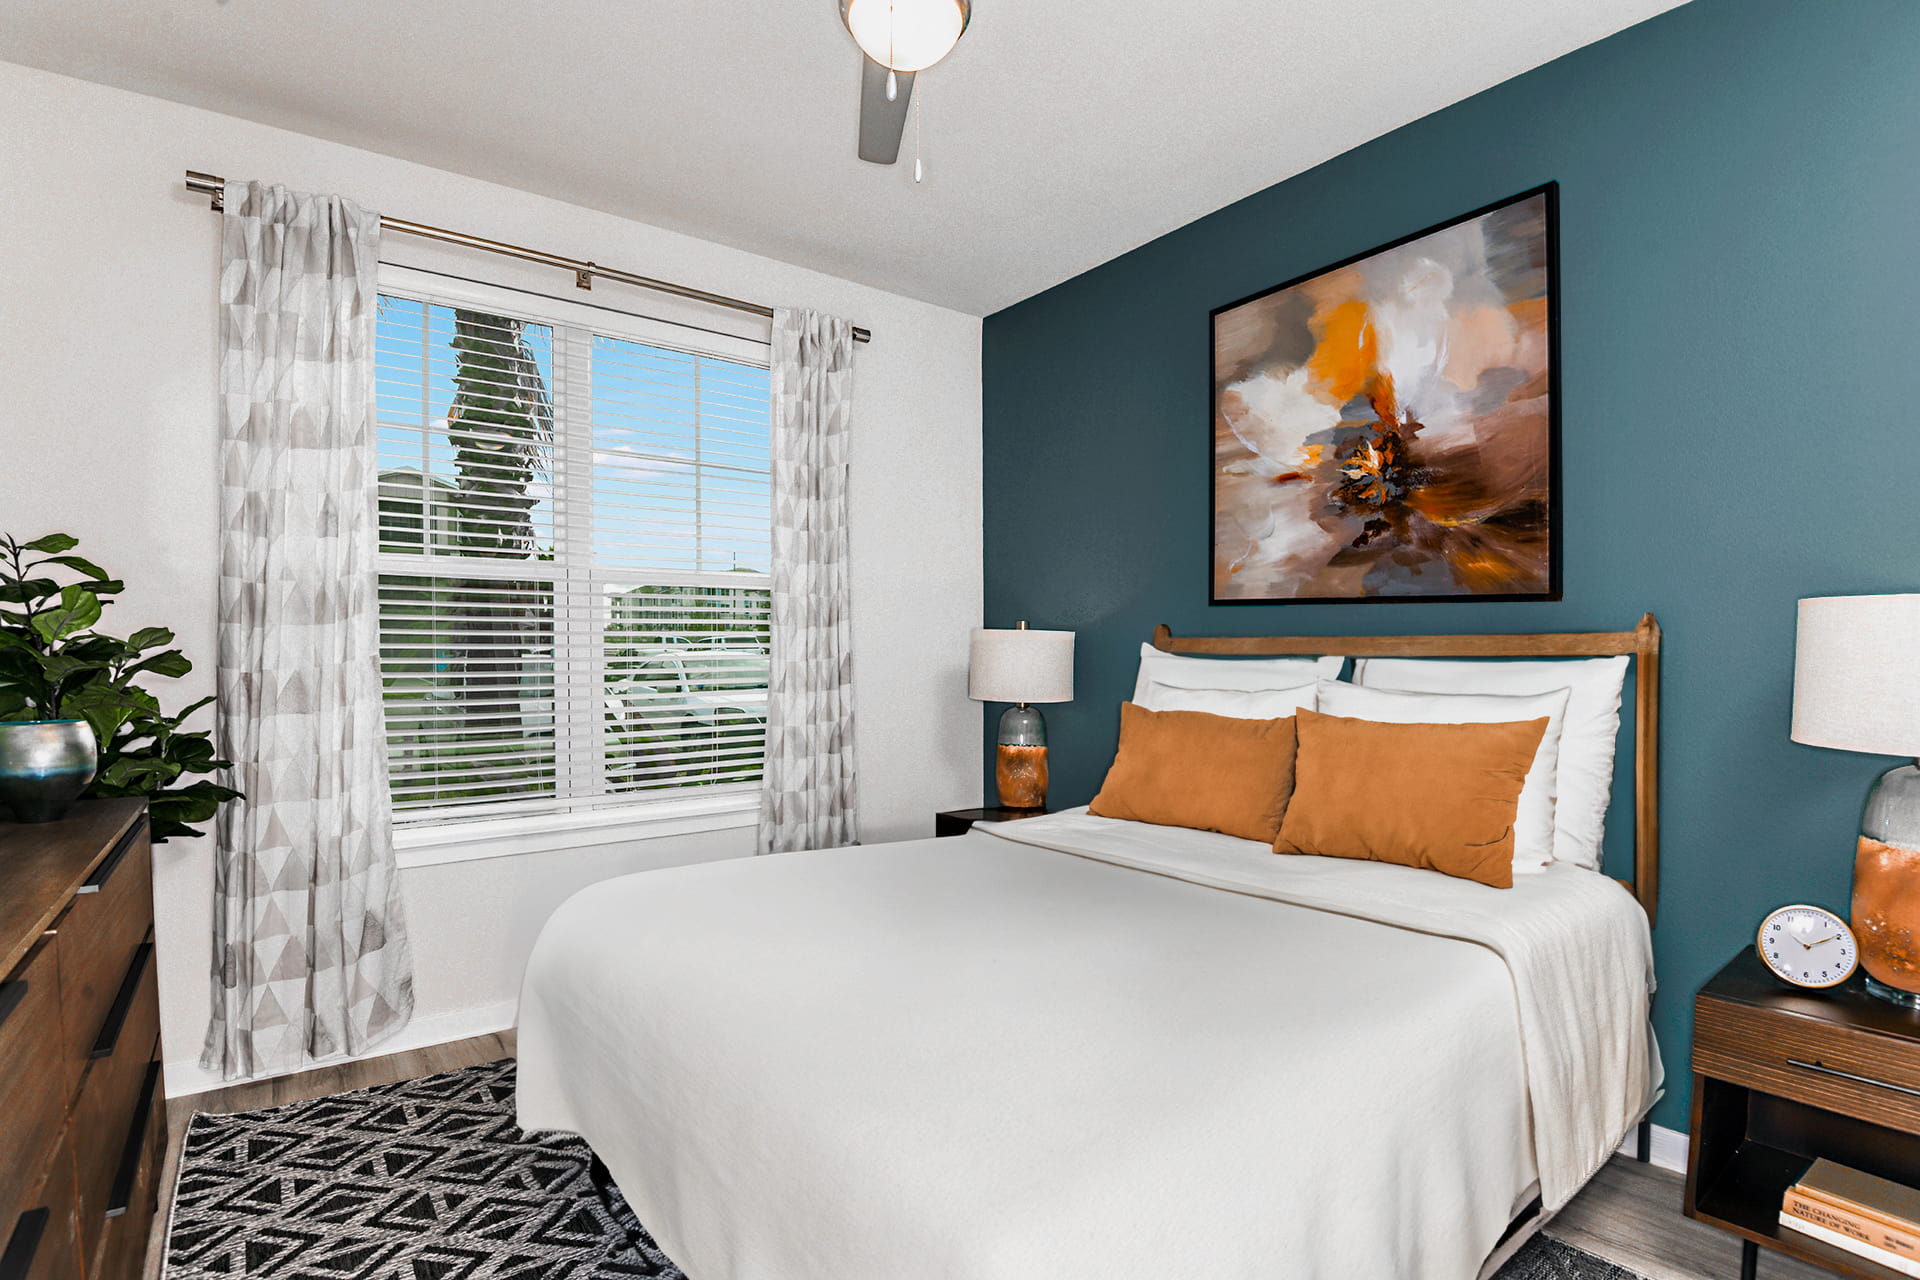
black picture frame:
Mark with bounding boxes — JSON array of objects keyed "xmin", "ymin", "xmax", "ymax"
[{"xmin": 1208, "ymin": 182, "xmax": 1562, "ymax": 605}]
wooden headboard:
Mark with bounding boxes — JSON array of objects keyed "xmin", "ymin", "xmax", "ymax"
[{"xmin": 1151, "ymin": 614, "xmax": 1662, "ymax": 924}]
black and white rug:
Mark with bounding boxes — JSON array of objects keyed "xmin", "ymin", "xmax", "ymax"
[{"xmin": 164, "ymin": 1061, "xmax": 1647, "ymax": 1280}]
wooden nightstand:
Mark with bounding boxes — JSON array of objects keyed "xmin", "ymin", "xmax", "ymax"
[
  {"xmin": 1687, "ymin": 947, "xmax": 1920, "ymax": 1279},
  {"xmin": 934, "ymin": 807, "xmax": 1050, "ymax": 837}
]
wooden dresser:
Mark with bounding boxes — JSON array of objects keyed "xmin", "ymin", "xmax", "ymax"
[{"xmin": 0, "ymin": 800, "xmax": 164, "ymax": 1280}]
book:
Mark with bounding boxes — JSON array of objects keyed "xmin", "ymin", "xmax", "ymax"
[
  {"xmin": 1789, "ymin": 1159, "xmax": 1920, "ymax": 1243},
  {"xmin": 1781, "ymin": 1209, "xmax": 1920, "ymax": 1278},
  {"xmin": 1787, "ymin": 1185, "xmax": 1920, "ymax": 1257},
  {"xmin": 1800, "ymin": 1158, "xmax": 1920, "ymax": 1237}
]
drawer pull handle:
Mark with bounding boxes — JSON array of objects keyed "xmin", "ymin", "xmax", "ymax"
[
  {"xmin": 0, "ymin": 980, "xmax": 24, "ymax": 1035},
  {"xmin": 0, "ymin": 1208, "xmax": 48, "ymax": 1280},
  {"xmin": 78, "ymin": 814, "xmax": 148, "ymax": 894},
  {"xmin": 91, "ymin": 941, "xmax": 152, "ymax": 1060},
  {"xmin": 1787, "ymin": 1057, "xmax": 1920, "ymax": 1099},
  {"xmin": 107, "ymin": 1061, "xmax": 163, "ymax": 1218}
]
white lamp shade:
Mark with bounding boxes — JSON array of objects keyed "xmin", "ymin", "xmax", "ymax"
[
  {"xmin": 1793, "ymin": 594, "xmax": 1920, "ymax": 756},
  {"xmin": 969, "ymin": 628, "xmax": 1074, "ymax": 704},
  {"xmin": 840, "ymin": 0, "xmax": 970, "ymax": 72}
]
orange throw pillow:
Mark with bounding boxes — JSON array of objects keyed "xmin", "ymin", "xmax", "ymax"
[
  {"xmin": 1089, "ymin": 703, "xmax": 1298, "ymax": 843},
  {"xmin": 1274, "ymin": 708, "xmax": 1548, "ymax": 889}
]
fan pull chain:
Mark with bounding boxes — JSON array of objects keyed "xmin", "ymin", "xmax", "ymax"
[
  {"xmin": 914, "ymin": 75, "xmax": 925, "ymax": 183},
  {"xmin": 885, "ymin": 3, "xmax": 898, "ymax": 101}
]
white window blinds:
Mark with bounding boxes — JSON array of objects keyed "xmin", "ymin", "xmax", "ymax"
[{"xmin": 374, "ymin": 285, "xmax": 771, "ymax": 824}]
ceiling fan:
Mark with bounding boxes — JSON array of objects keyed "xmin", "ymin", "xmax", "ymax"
[{"xmin": 839, "ymin": 0, "xmax": 972, "ymax": 166}]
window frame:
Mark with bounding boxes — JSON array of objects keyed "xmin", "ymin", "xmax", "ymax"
[{"xmin": 374, "ymin": 266, "xmax": 772, "ymax": 855}]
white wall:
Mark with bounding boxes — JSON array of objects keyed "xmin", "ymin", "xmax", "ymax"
[{"xmin": 0, "ymin": 61, "xmax": 984, "ymax": 1094}]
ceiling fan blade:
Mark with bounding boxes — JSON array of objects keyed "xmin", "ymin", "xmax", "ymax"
[{"xmin": 857, "ymin": 56, "xmax": 914, "ymax": 165}]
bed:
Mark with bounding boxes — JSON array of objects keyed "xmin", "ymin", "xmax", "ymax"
[{"xmin": 514, "ymin": 621, "xmax": 1666, "ymax": 1280}]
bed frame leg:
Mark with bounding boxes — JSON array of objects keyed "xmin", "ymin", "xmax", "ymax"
[
  {"xmin": 1740, "ymin": 1238, "xmax": 1758, "ymax": 1280},
  {"xmin": 1635, "ymin": 1119, "xmax": 1652, "ymax": 1163}
]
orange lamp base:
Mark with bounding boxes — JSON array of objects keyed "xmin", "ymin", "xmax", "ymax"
[{"xmin": 995, "ymin": 743, "xmax": 1049, "ymax": 810}]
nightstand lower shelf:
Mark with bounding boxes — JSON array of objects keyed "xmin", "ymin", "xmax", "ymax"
[{"xmin": 1689, "ymin": 1073, "xmax": 1920, "ymax": 1279}]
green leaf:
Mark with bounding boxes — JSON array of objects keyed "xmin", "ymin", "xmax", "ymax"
[
  {"xmin": 0, "ymin": 578, "xmax": 60, "ymax": 604},
  {"xmin": 148, "ymin": 790, "xmax": 223, "ymax": 825},
  {"xmin": 164, "ymin": 695, "xmax": 216, "ymax": 726},
  {"xmin": 73, "ymin": 579, "xmax": 124, "ymax": 597},
  {"xmin": 164, "ymin": 733, "xmax": 217, "ymax": 763},
  {"xmin": 101, "ymin": 758, "xmax": 176, "ymax": 789},
  {"xmin": 58, "ymin": 680, "xmax": 143, "ymax": 744},
  {"xmin": 127, "ymin": 627, "xmax": 174, "ymax": 651},
  {"xmin": 40, "ymin": 653, "xmax": 108, "ymax": 685},
  {"xmin": 29, "ymin": 584, "xmax": 102, "ymax": 643},
  {"xmin": 126, "ymin": 649, "xmax": 192, "ymax": 680},
  {"xmin": 36, "ymin": 554, "xmax": 109, "ymax": 581},
  {"xmin": 20, "ymin": 533, "xmax": 78, "ymax": 554},
  {"xmin": 61, "ymin": 635, "xmax": 128, "ymax": 664}
]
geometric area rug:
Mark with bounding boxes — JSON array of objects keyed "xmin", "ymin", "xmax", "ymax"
[{"xmin": 163, "ymin": 1060, "xmax": 1650, "ymax": 1280}]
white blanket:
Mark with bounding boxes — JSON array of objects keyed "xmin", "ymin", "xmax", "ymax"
[{"xmin": 516, "ymin": 812, "xmax": 1660, "ymax": 1280}]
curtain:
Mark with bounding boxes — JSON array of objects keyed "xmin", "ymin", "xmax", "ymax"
[
  {"xmin": 758, "ymin": 309, "xmax": 858, "ymax": 854},
  {"xmin": 205, "ymin": 180, "xmax": 414, "ymax": 1079}
]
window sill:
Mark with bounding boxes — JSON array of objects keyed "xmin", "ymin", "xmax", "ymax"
[{"xmin": 392, "ymin": 793, "xmax": 759, "ymax": 868}]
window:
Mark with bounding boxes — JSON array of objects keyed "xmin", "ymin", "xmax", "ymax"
[{"xmin": 374, "ymin": 281, "xmax": 772, "ymax": 826}]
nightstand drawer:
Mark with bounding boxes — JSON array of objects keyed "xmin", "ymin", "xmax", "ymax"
[{"xmin": 1696, "ymin": 996, "xmax": 1920, "ymax": 1131}]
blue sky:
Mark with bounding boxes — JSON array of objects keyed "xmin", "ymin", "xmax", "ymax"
[{"xmin": 374, "ymin": 295, "xmax": 771, "ymax": 577}]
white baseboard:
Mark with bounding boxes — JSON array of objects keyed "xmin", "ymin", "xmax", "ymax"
[
  {"xmin": 163, "ymin": 999, "xmax": 518, "ymax": 1099},
  {"xmin": 1615, "ymin": 1121, "xmax": 1688, "ymax": 1174}
]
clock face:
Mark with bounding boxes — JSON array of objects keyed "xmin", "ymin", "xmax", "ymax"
[{"xmin": 1758, "ymin": 905, "xmax": 1859, "ymax": 989}]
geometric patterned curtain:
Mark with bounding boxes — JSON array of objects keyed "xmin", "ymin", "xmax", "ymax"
[
  {"xmin": 756, "ymin": 308, "xmax": 859, "ymax": 855},
  {"xmin": 204, "ymin": 179, "xmax": 414, "ymax": 1079}
]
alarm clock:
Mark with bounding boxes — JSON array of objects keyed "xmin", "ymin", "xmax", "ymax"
[{"xmin": 1757, "ymin": 904, "xmax": 1859, "ymax": 989}]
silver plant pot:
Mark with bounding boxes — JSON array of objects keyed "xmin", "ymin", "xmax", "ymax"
[{"xmin": 0, "ymin": 720, "xmax": 99, "ymax": 824}]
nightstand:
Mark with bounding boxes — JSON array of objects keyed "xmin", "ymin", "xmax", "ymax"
[
  {"xmin": 935, "ymin": 806, "xmax": 1049, "ymax": 837},
  {"xmin": 1687, "ymin": 946, "xmax": 1920, "ymax": 1279}
]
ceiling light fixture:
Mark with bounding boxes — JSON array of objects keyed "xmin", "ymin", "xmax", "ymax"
[
  {"xmin": 841, "ymin": 0, "xmax": 971, "ymax": 175},
  {"xmin": 840, "ymin": 0, "xmax": 970, "ymax": 74}
]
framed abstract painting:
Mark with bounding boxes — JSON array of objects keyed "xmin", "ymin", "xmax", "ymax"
[{"xmin": 1211, "ymin": 183, "xmax": 1560, "ymax": 604}]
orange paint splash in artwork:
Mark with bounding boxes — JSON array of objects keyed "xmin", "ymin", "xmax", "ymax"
[
  {"xmin": 1307, "ymin": 301, "xmax": 1378, "ymax": 404},
  {"xmin": 1308, "ymin": 298, "xmax": 1402, "ymax": 425}
]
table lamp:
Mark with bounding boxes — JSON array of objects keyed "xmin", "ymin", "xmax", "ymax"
[
  {"xmin": 1792, "ymin": 594, "xmax": 1920, "ymax": 1006},
  {"xmin": 969, "ymin": 622, "xmax": 1074, "ymax": 809}
]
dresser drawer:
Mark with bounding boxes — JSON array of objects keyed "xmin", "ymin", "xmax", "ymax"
[
  {"xmin": 54, "ymin": 819, "xmax": 151, "ymax": 1072},
  {"xmin": 1696, "ymin": 995, "xmax": 1920, "ymax": 1131},
  {"xmin": 0, "ymin": 937, "xmax": 74, "ymax": 1236},
  {"xmin": 0, "ymin": 1126, "xmax": 82, "ymax": 1280},
  {"xmin": 72, "ymin": 945, "xmax": 159, "ymax": 1268},
  {"xmin": 89, "ymin": 1063, "xmax": 163, "ymax": 1280}
]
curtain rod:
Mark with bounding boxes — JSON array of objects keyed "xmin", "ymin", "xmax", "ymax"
[{"xmin": 184, "ymin": 171, "xmax": 871, "ymax": 344}]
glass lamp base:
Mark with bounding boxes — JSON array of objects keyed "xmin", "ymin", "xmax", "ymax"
[
  {"xmin": 1866, "ymin": 975, "xmax": 1920, "ymax": 1009},
  {"xmin": 995, "ymin": 703, "xmax": 1048, "ymax": 809},
  {"xmin": 1854, "ymin": 763, "xmax": 1920, "ymax": 1004}
]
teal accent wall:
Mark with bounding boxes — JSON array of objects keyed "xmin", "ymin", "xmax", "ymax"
[{"xmin": 980, "ymin": 0, "xmax": 1920, "ymax": 1133}]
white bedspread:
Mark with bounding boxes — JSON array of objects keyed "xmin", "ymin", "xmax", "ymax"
[{"xmin": 515, "ymin": 812, "xmax": 1659, "ymax": 1280}]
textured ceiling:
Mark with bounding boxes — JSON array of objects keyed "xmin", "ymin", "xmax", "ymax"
[{"xmin": 1, "ymin": 0, "xmax": 1684, "ymax": 314}]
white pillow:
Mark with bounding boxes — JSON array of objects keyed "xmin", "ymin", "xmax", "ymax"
[
  {"xmin": 1314, "ymin": 681, "xmax": 1569, "ymax": 875},
  {"xmin": 1139, "ymin": 681, "xmax": 1317, "ymax": 719},
  {"xmin": 1133, "ymin": 644, "xmax": 1344, "ymax": 704},
  {"xmin": 1352, "ymin": 656, "xmax": 1630, "ymax": 870}
]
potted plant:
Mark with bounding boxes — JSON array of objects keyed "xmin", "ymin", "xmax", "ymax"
[{"xmin": 0, "ymin": 533, "xmax": 239, "ymax": 836}]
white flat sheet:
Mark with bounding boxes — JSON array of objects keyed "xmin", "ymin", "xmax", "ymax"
[{"xmin": 515, "ymin": 811, "xmax": 1659, "ymax": 1280}]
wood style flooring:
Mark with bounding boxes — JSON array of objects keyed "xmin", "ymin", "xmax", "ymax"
[{"xmin": 149, "ymin": 1030, "xmax": 1826, "ymax": 1280}]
